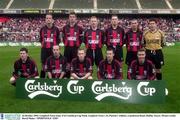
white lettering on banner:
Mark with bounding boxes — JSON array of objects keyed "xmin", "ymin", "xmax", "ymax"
[
  {"xmin": 91, "ymin": 81, "xmax": 132, "ymax": 101},
  {"xmin": 88, "ymin": 40, "xmax": 99, "ymax": 44},
  {"xmin": 67, "ymin": 37, "xmax": 76, "ymax": 41},
  {"xmin": 137, "ymin": 82, "xmax": 156, "ymax": 96},
  {"xmin": 129, "ymin": 42, "xmax": 139, "ymax": 46},
  {"xmin": 67, "ymin": 80, "xmax": 84, "ymax": 94},
  {"xmin": 25, "ymin": 80, "xmax": 62, "ymax": 99}
]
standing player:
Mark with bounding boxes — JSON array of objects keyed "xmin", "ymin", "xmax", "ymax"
[
  {"xmin": 142, "ymin": 18, "xmax": 165, "ymax": 80},
  {"xmin": 98, "ymin": 47, "xmax": 123, "ymax": 80},
  {"xmin": 39, "ymin": 14, "xmax": 60, "ymax": 78},
  {"xmin": 45, "ymin": 45, "xmax": 67, "ymax": 79},
  {"xmin": 62, "ymin": 12, "xmax": 83, "ymax": 78},
  {"xmin": 105, "ymin": 15, "xmax": 125, "ymax": 63},
  {"xmin": 10, "ymin": 48, "xmax": 39, "ymax": 86},
  {"xmin": 127, "ymin": 49, "xmax": 156, "ymax": 80},
  {"xmin": 125, "ymin": 19, "xmax": 143, "ymax": 65},
  {"xmin": 70, "ymin": 48, "xmax": 93, "ymax": 79},
  {"xmin": 84, "ymin": 16, "xmax": 104, "ymax": 66}
]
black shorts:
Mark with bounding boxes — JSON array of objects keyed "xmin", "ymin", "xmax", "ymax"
[
  {"xmin": 146, "ymin": 49, "xmax": 164, "ymax": 69},
  {"xmin": 64, "ymin": 46, "xmax": 78, "ymax": 63},
  {"xmin": 125, "ymin": 51, "xmax": 137, "ymax": 65},
  {"xmin": 86, "ymin": 48, "xmax": 103, "ymax": 66},
  {"xmin": 114, "ymin": 46, "xmax": 124, "ymax": 62},
  {"xmin": 41, "ymin": 48, "xmax": 53, "ymax": 65}
]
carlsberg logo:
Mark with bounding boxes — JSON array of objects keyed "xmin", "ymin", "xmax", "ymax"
[
  {"xmin": 91, "ymin": 81, "xmax": 132, "ymax": 101},
  {"xmin": 25, "ymin": 80, "xmax": 62, "ymax": 99}
]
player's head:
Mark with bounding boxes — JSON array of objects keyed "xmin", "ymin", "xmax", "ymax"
[
  {"xmin": 77, "ymin": 48, "xmax": 86, "ymax": 62},
  {"xmin": 20, "ymin": 47, "xmax": 28, "ymax": 62},
  {"xmin": 90, "ymin": 16, "xmax": 98, "ymax": 28},
  {"xmin": 148, "ymin": 18, "xmax": 157, "ymax": 31},
  {"xmin": 52, "ymin": 45, "xmax": 60, "ymax": 58},
  {"xmin": 45, "ymin": 14, "xmax": 54, "ymax": 25},
  {"xmin": 111, "ymin": 14, "xmax": 119, "ymax": 26},
  {"xmin": 69, "ymin": 12, "xmax": 77, "ymax": 24},
  {"xmin": 130, "ymin": 19, "xmax": 138, "ymax": 30},
  {"xmin": 137, "ymin": 48, "xmax": 146, "ymax": 64},
  {"xmin": 106, "ymin": 47, "xmax": 115, "ymax": 63}
]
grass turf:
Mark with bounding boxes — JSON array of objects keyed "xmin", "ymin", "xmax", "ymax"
[{"xmin": 0, "ymin": 45, "xmax": 180, "ymax": 113}]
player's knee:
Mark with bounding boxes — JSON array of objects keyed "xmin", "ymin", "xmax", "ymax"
[
  {"xmin": 10, "ymin": 77, "xmax": 16, "ymax": 84},
  {"xmin": 156, "ymin": 69, "xmax": 161, "ymax": 73},
  {"xmin": 88, "ymin": 76, "xmax": 93, "ymax": 79},
  {"xmin": 70, "ymin": 76, "xmax": 74, "ymax": 79},
  {"xmin": 35, "ymin": 76, "xmax": 39, "ymax": 78}
]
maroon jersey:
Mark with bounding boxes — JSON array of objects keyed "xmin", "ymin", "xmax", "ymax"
[
  {"xmin": 127, "ymin": 59, "xmax": 156, "ymax": 80},
  {"xmin": 125, "ymin": 29, "xmax": 143, "ymax": 52},
  {"xmin": 84, "ymin": 28, "xmax": 104, "ymax": 49},
  {"xmin": 98, "ymin": 59, "xmax": 123, "ymax": 80},
  {"xmin": 45, "ymin": 55, "xmax": 67, "ymax": 78},
  {"xmin": 71, "ymin": 57, "xmax": 92, "ymax": 77},
  {"xmin": 13, "ymin": 57, "xmax": 39, "ymax": 78},
  {"xmin": 62, "ymin": 24, "xmax": 83, "ymax": 47},
  {"xmin": 40, "ymin": 25, "xmax": 60, "ymax": 48},
  {"xmin": 105, "ymin": 26, "xmax": 125, "ymax": 48}
]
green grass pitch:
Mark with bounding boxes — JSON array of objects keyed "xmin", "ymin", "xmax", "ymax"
[{"xmin": 0, "ymin": 45, "xmax": 180, "ymax": 113}]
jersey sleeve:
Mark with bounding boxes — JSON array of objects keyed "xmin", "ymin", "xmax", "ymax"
[{"xmin": 97, "ymin": 61, "xmax": 104, "ymax": 79}]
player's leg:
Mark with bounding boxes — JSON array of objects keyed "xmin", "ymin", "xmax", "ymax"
[
  {"xmin": 87, "ymin": 76, "xmax": 93, "ymax": 79},
  {"xmin": 40, "ymin": 48, "xmax": 46, "ymax": 78},
  {"xmin": 95, "ymin": 48, "xmax": 103, "ymax": 66},
  {"xmin": 155, "ymin": 50, "xmax": 164, "ymax": 80},
  {"xmin": 86, "ymin": 49, "xmax": 94, "ymax": 66},
  {"xmin": 9, "ymin": 76, "xmax": 16, "ymax": 86},
  {"xmin": 115, "ymin": 46, "xmax": 123, "ymax": 63}
]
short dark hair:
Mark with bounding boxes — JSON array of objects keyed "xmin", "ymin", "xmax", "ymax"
[
  {"xmin": 69, "ymin": 11, "xmax": 76, "ymax": 17},
  {"xmin": 149, "ymin": 18, "xmax": 157, "ymax": 23},
  {"xmin": 111, "ymin": 14, "xmax": 118, "ymax": 18},
  {"xmin": 78, "ymin": 47, "xmax": 86, "ymax": 53},
  {"xmin": 106, "ymin": 46, "xmax": 115, "ymax": 54},
  {"xmin": 138, "ymin": 48, "xmax": 146, "ymax": 53},
  {"xmin": 46, "ymin": 13, "xmax": 53, "ymax": 17},
  {"xmin": 20, "ymin": 47, "xmax": 28, "ymax": 53}
]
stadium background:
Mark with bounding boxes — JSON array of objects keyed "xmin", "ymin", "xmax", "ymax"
[{"xmin": 0, "ymin": 0, "xmax": 180, "ymax": 113}]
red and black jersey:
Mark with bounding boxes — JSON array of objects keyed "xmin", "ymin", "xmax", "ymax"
[
  {"xmin": 105, "ymin": 26, "xmax": 125, "ymax": 48},
  {"xmin": 62, "ymin": 24, "xmax": 83, "ymax": 47},
  {"xmin": 45, "ymin": 55, "xmax": 67, "ymax": 78},
  {"xmin": 71, "ymin": 57, "xmax": 92, "ymax": 77},
  {"xmin": 127, "ymin": 59, "xmax": 156, "ymax": 80},
  {"xmin": 98, "ymin": 59, "xmax": 123, "ymax": 80},
  {"xmin": 125, "ymin": 29, "xmax": 143, "ymax": 52},
  {"xmin": 84, "ymin": 28, "xmax": 104, "ymax": 49},
  {"xmin": 13, "ymin": 57, "xmax": 39, "ymax": 78},
  {"xmin": 39, "ymin": 25, "xmax": 60, "ymax": 48}
]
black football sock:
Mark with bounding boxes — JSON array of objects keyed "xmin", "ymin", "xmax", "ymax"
[
  {"xmin": 40, "ymin": 70, "xmax": 46, "ymax": 78},
  {"xmin": 156, "ymin": 73, "xmax": 162, "ymax": 80}
]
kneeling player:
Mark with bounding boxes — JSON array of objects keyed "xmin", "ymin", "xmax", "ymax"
[
  {"xmin": 98, "ymin": 47, "xmax": 123, "ymax": 80},
  {"xmin": 70, "ymin": 48, "xmax": 93, "ymax": 79},
  {"xmin": 127, "ymin": 49, "xmax": 156, "ymax": 80},
  {"xmin": 45, "ymin": 45, "xmax": 67, "ymax": 79},
  {"xmin": 10, "ymin": 48, "xmax": 39, "ymax": 86}
]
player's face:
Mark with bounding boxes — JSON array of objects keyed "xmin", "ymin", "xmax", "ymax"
[
  {"xmin": 149, "ymin": 21, "xmax": 157, "ymax": 31},
  {"xmin": 45, "ymin": 15, "xmax": 53, "ymax": 25},
  {"xmin": 78, "ymin": 50, "xmax": 86, "ymax": 62},
  {"xmin": 69, "ymin": 14, "xmax": 76, "ymax": 24},
  {"xmin": 20, "ymin": 51, "xmax": 28, "ymax": 61},
  {"xmin": 90, "ymin": 18, "xmax": 98, "ymax": 28},
  {"xmin": 106, "ymin": 50, "xmax": 114, "ymax": 62},
  {"xmin": 131, "ymin": 20, "xmax": 138, "ymax": 30},
  {"xmin": 53, "ymin": 46, "xmax": 60, "ymax": 58},
  {"xmin": 111, "ymin": 16, "xmax": 118, "ymax": 26},
  {"xmin": 137, "ymin": 51, "xmax": 146, "ymax": 64}
]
